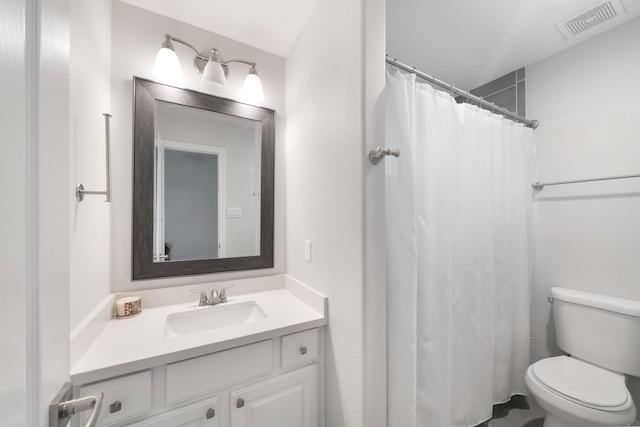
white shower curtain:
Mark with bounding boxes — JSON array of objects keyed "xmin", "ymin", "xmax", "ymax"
[{"xmin": 385, "ymin": 70, "xmax": 535, "ymax": 427}]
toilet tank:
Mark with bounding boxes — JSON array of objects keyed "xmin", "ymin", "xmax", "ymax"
[{"xmin": 551, "ymin": 287, "xmax": 640, "ymax": 376}]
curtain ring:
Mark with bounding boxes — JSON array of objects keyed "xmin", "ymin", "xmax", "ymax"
[{"xmin": 449, "ymin": 83, "xmax": 456, "ymax": 97}]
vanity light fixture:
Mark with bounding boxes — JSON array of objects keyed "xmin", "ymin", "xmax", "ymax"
[{"xmin": 152, "ymin": 34, "xmax": 265, "ymax": 103}]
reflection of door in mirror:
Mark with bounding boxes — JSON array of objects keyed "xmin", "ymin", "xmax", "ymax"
[
  {"xmin": 154, "ymin": 140, "xmax": 224, "ymax": 262},
  {"xmin": 154, "ymin": 100, "xmax": 261, "ymax": 263}
]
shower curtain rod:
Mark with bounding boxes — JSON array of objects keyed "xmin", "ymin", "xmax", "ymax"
[{"xmin": 386, "ymin": 55, "xmax": 539, "ymax": 129}]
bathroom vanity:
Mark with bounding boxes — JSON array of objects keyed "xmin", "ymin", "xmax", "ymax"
[
  {"xmin": 70, "ymin": 275, "xmax": 327, "ymax": 427},
  {"xmin": 67, "ymin": 81, "xmax": 326, "ymax": 426}
]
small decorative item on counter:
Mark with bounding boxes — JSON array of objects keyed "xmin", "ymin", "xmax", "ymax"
[{"xmin": 116, "ymin": 296, "xmax": 142, "ymax": 318}]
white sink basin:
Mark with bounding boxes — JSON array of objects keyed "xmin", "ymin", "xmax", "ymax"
[{"xmin": 164, "ymin": 302, "xmax": 267, "ymax": 338}]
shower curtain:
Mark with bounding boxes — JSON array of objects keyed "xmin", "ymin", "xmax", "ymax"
[{"xmin": 385, "ymin": 70, "xmax": 535, "ymax": 427}]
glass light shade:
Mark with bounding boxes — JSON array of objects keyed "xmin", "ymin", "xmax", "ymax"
[
  {"xmin": 201, "ymin": 60, "xmax": 227, "ymax": 87},
  {"xmin": 152, "ymin": 47, "xmax": 183, "ymax": 85},
  {"xmin": 242, "ymin": 73, "xmax": 265, "ymax": 104}
]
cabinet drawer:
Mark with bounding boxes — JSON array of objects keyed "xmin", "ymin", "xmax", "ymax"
[
  {"xmin": 79, "ymin": 370, "xmax": 151, "ymax": 426},
  {"xmin": 166, "ymin": 340, "xmax": 272, "ymax": 405},
  {"xmin": 127, "ymin": 396, "xmax": 219, "ymax": 427},
  {"xmin": 281, "ymin": 328, "xmax": 318, "ymax": 369}
]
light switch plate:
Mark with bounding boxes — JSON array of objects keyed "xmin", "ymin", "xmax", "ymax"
[
  {"xmin": 304, "ymin": 240, "xmax": 312, "ymax": 262},
  {"xmin": 227, "ymin": 208, "xmax": 242, "ymax": 218}
]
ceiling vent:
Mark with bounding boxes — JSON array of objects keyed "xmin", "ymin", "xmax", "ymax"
[{"xmin": 557, "ymin": 0, "xmax": 627, "ymax": 39}]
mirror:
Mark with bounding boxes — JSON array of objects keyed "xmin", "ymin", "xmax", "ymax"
[{"xmin": 132, "ymin": 77, "xmax": 274, "ymax": 280}]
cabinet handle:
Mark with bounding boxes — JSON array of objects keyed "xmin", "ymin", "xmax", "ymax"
[
  {"xmin": 300, "ymin": 346, "xmax": 308, "ymax": 355},
  {"xmin": 237, "ymin": 398, "xmax": 245, "ymax": 408},
  {"xmin": 206, "ymin": 408, "xmax": 215, "ymax": 419},
  {"xmin": 109, "ymin": 400, "xmax": 122, "ymax": 413}
]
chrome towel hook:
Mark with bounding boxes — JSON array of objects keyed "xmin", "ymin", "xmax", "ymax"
[{"xmin": 369, "ymin": 147, "xmax": 400, "ymax": 165}]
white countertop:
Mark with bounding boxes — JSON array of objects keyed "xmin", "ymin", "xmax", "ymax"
[{"xmin": 71, "ymin": 279, "xmax": 327, "ymax": 385}]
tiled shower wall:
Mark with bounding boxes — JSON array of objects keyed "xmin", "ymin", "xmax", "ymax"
[{"xmin": 457, "ymin": 68, "xmax": 526, "ymax": 116}]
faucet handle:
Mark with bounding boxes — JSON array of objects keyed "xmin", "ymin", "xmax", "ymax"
[
  {"xmin": 190, "ymin": 289, "xmax": 209, "ymax": 306},
  {"xmin": 209, "ymin": 289, "xmax": 220, "ymax": 305},
  {"xmin": 219, "ymin": 284, "xmax": 235, "ymax": 303}
]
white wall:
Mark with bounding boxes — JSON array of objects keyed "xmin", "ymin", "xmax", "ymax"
[
  {"xmin": 110, "ymin": 1, "xmax": 286, "ymax": 292},
  {"xmin": 285, "ymin": 0, "xmax": 386, "ymax": 424},
  {"xmin": 362, "ymin": 0, "xmax": 387, "ymax": 424},
  {"xmin": 69, "ymin": 0, "xmax": 112, "ymax": 332},
  {"xmin": 528, "ymin": 16, "xmax": 640, "ymax": 398}
]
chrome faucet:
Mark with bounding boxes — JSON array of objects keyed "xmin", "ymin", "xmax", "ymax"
[{"xmin": 190, "ymin": 284, "xmax": 235, "ymax": 306}]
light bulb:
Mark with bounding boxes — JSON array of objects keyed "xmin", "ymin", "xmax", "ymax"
[
  {"xmin": 202, "ymin": 60, "xmax": 227, "ymax": 86},
  {"xmin": 241, "ymin": 65, "xmax": 264, "ymax": 104},
  {"xmin": 152, "ymin": 46, "xmax": 183, "ymax": 85}
]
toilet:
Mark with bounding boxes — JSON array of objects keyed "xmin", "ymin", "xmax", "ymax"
[{"xmin": 526, "ymin": 287, "xmax": 640, "ymax": 427}]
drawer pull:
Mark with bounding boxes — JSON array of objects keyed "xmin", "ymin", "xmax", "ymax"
[
  {"xmin": 237, "ymin": 398, "xmax": 245, "ymax": 408},
  {"xmin": 206, "ymin": 408, "xmax": 215, "ymax": 419},
  {"xmin": 300, "ymin": 346, "xmax": 308, "ymax": 355},
  {"xmin": 109, "ymin": 400, "xmax": 122, "ymax": 413}
]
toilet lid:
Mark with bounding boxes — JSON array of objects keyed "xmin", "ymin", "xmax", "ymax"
[{"xmin": 532, "ymin": 356, "xmax": 630, "ymax": 409}]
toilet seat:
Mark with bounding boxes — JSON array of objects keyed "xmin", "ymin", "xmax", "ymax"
[{"xmin": 530, "ymin": 356, "xmax": 632, "ymax": 411}]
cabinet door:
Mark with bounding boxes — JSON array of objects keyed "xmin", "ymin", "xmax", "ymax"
[
  {"xmin": 230, "ymin": 364, "xmax": 317, "ymax": 427},
  {"xmin": 127, "ymin": 396, "xmax": 219, "ymax": 427}
]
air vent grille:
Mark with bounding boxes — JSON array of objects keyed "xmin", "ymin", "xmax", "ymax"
[{"xmin": 557, "ymin": 0, "xmax": 627, "ymax": 39}]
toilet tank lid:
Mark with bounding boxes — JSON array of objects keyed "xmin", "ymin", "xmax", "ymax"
[{"xmin": 551, "ymin": 287, "xmax": 640, "ymax": 317}]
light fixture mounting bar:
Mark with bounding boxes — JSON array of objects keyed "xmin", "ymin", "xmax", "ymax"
[
  {"xmin": 223, "ymin": 59, "xmax": 255, "ymax": 67},
  {"xmin": 164, "ymin": 34, "xmax": 208, "ymax": 61}
]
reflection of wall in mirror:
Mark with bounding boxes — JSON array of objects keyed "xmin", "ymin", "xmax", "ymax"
[
  {"xmin": 226, "ymin": 124, "xmax": 261, "ymax": 257},
  {"xmin": 156, "ymin": 102, "xmax": 260, "ymax": 258}
]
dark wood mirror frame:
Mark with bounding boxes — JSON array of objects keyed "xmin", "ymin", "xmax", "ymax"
[{"xmin": 132, "ymin": 77, "xmax": 274, "ymax": 280}]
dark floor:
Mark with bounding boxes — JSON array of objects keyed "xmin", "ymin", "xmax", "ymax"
[
  {"xmin": 475, "ymin": 395, "xmax": 640, "ymax": 427},
  {"xmin": 474, "ymin": 395, "xmax": 545, "ymax": 427}
]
